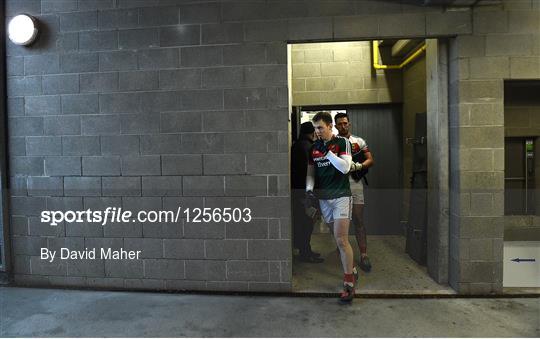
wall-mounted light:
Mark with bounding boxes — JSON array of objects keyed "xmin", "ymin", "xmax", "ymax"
[{"xmin": 8, "ymin": 14, "xmax": 38, "ymax": 46}]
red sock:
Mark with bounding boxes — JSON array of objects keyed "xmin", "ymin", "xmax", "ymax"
[{"xmin": 344, "ymin": 273, "xmax": 355, "ymax": 286}]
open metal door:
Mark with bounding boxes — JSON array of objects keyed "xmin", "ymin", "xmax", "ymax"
[
  {"xmin": 347, "ymin": 104, "xmax": 403, "ymax": 235},
  {"xmin": 406, "ymin": 112, "xmax": 428, "ymax": 265}
]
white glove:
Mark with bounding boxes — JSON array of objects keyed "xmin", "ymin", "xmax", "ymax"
[{"xmin": 350, "ymin": 162, "xmax": 363, "ymax": 172}]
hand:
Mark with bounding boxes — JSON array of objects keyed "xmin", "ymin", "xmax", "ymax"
[
  {"xmin": 351, "ymin": 162, "xmax": 363, "ymax": 172},
  {"xmin": 313, "ymin": 140, "xmax": 328, "ymax": 155},
  {"xmin": 304, "ymin": 191, "xmax": 317, "ymax": 205},
  {"xmin": 350, "ymin": 162, "xmax": 368, "ymax": 182},
  {"xmin": 303, "ymin": 191, "xmax": 318, "ymax": 218}
]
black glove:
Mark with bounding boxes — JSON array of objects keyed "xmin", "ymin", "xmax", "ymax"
[
  {"xmin": 313, "ymin": 140, "xmax": 328, "ymax": 155},
  {"xmin": 303, "ymin": 191, "xmax": 318, "ymax": 218},
  {"xmin": 303, "ymin": 191, "xmax": 317, "ymax": 208}
]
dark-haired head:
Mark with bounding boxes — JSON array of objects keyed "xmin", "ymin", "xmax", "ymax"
[
  {"xmin": 312, "ymin": 111, "xmax": 333, "ymax": 125},
  {"xmin": 334, "ymin": 112, "xmax": 349, "ymax": 124}
]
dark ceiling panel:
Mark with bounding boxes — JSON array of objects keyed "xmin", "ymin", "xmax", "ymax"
[
  {"xmin": 422, "ymin": 0, "xmax": 478, "ymax": 5},
  {"xmin": 394, "ymin": 0, "xmax": 479, "ymax": 6}
]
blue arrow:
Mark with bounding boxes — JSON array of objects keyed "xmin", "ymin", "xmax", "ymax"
[{"xmin": 511, "ymin": 258, "xmax": 536, "ymax": 263}]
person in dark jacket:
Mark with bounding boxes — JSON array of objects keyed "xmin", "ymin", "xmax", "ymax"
[{"xmin": 291, "ymin": 122, "xmax": 323, "ymax": 263}]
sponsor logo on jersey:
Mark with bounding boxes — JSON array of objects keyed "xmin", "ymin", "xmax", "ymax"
[
  {"xmin": 312, "ymin": 150, "xmax": 326, "ymax": 158},
  {"xmin": 316, "ymin": 161, "xmax": 331, "ymax": 168}
]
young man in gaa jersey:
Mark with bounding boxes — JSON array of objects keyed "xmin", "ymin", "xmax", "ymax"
[
  {"xmin": 305, "ymin": 111, "xmax": 356, "ymax": 304},
  {"xmin": 335, "ymin": 113, "xmax": 374, "ymax": 273}
]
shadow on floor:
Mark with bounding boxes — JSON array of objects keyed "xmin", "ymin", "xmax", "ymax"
[{"xmin": 293, "ymin": 234, "xmax": 455, "ymax": 294}]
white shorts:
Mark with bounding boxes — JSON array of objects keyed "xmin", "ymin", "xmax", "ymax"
[
  {"xmin": 350, "ymin": 179, "xmax": 364, "ymax": 205},
  {"xmin": 319, "ymin": 196, "xmax": 352, "ymax": 224}
]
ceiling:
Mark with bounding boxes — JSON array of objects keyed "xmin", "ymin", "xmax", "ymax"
[
  {"xmin": 401, "ymin": 0, "xmax": 500, "ymax": 6},
  {"xmin": 422, "ymin": 0, "xmax": 478, "ymax": 5}
]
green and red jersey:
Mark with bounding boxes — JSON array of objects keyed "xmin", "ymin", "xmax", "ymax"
[{"xmin": 309, "ymin": 135, "xmax": 352, "ymax": 200}]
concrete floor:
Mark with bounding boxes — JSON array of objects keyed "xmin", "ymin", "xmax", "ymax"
[
  {"xmin": 0, "ymin": 287, "xmax": 538, "ymax": 337},
  {"xmin": 293, "ymin": 234, "xmax": 454, "ymax": 294}
]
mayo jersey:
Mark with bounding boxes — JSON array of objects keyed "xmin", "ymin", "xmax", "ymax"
[
  {"xmin": 309, "ymin": 135, "xmax": 352, "ymax": 200},
  {"xmin": 347, "ymin": 134, "xmax": 369, "ymax": 186}
]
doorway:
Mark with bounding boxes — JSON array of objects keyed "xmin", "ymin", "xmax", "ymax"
[
  {"xmin": 504, "ymin": 137, "xmax": 536, "ymax": 216},
  {"xmin": 502, "ymin": 80, "xmax": 540, "ymax": 290},
  {"xmin": 288, "ymin": 40, "xmax": 452, "ymax": 294}
]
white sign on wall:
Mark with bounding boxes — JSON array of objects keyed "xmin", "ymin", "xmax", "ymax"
[{"xmin": 503, "ymin": 242, "xmax": 540, "ymax": 287}]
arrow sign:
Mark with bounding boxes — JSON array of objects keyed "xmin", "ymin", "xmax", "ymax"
[{"xmin": 511, "ymin": 258, "xmax": 536, "ymax": 263}]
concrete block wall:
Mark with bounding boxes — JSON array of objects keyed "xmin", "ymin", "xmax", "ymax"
[
  {"xmin": 4, "ymin": 0, "xmax": 538, "ymax": 294},
  {"xmin": 449, "ymin": 0, "xmax": 540, "ymax": 294},
  {"xmin": 503, "ymin": 96, "xmax": 540, "ymax": 241},
  {"xmin": 291, "ymin": 42, "xmax": 402, "ymax": 106},
  {"xmin": 6, "ymin": 0, "xmax": 293, "ymax": 292}
]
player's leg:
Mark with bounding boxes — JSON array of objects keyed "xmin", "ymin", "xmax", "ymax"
[
  {"xmin": 352, "ymin": 202, "xmax": 371, "ymax": 271},
  {"xmin": 352, "ymin": 203, "xmax": 366, "ymax": 253},
  {"xmin": 334, "ymin": 217, "xmax": 355, "ymax": 303},
  {"xmin": 332, "ymin": 197, "xmax": 355, "ymax": 303},
  {"xmin": 351, "ymin": 188, "xmax": 371, "ymax": 272},
  {"xmin": 334, "ymin": 217, "xmax": 354, "ymax": 275}
]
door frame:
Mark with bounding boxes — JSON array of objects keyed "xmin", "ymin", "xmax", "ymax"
[
  {"xmin": 425, "ymin": 39, "xmax": 450, "ymax": 284},
  {"xmin": 287, "ymin": 38, "xmax": 451, "ymax": 288}
]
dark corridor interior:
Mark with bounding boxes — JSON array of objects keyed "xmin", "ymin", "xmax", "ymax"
[
  {"xmin": 290, "ymin": 105, "xmax": 450, "ymax": 294},
  {"xmin": 294, "ymin": 104, "xmax": 404, "ymax": 236}
]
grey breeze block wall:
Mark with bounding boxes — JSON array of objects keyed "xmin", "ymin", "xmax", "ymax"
[
  {"xmin": 448, "ymin": 0, "xmax": 540, "ymax": 294},
  {"xmin": 291, "ymin": 41, "xmax": 402, "ymax": 106},
  {"xmin": 4, "ymin": 0, "xmax": 540, "ymax": 294},
  {"xmin": 6, "ymin": 0, "xmax": 291, "ymax": 292}
]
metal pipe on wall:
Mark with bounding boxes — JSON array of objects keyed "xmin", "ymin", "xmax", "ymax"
[{"xmin": 372, "ymin": 40, "xmax": 427, "ymax": 70}]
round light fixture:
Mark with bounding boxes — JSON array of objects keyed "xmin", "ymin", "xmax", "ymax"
[{"xmin": 8, "ymin": 14, "xmax": 38, "ymax": 46}]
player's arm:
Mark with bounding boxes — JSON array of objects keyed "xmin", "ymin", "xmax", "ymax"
[
  {"xmin": 351, "ymin": 150, "xmax": 374, "ymax": 172},
  {"xmin": 363, "ymin": 150, "xmax": 374, "ymax": 168},
  {"xmin": 326, "ymin": 152, "xmax": 351, "ymax": 174},
  {"xmin": 326, "ymin": 139, "xmax": 352, "ymax": 174},
  {"xmin": 306, "ymin": 164, "xmax": 315, "ymax": 192},
  {"xmin": 304, "ymin": 164, "xmax": 318, "ymax": 216},
  {"xmin": 350, "ymin": 140, "xmax": 374, "ymax": 172}
]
